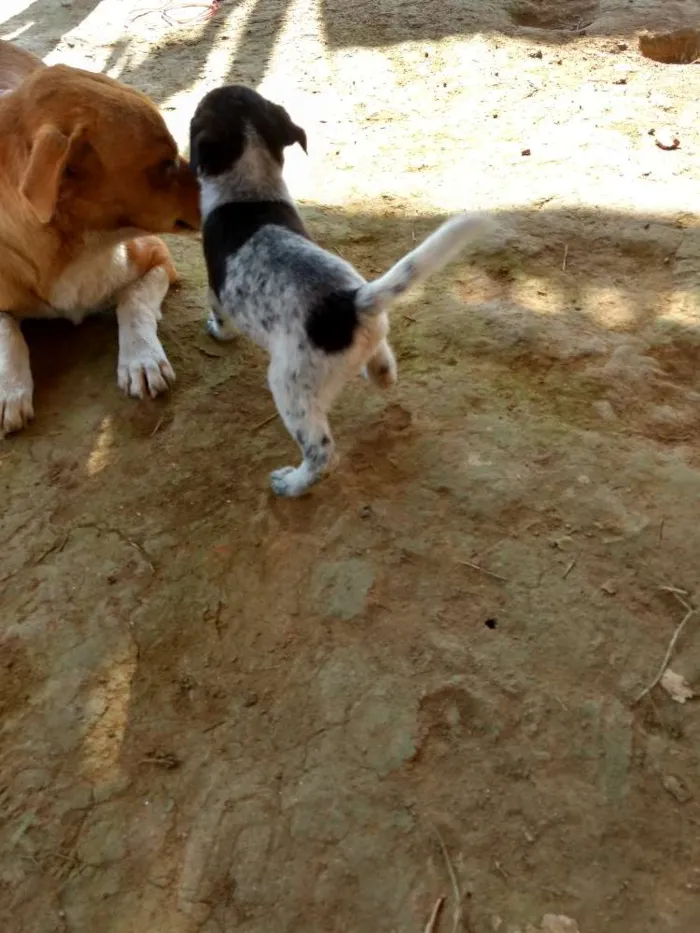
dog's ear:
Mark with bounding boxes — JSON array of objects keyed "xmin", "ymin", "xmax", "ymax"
[
  {"xmin": 289, "ymin": 121, "xmax": 307, "ymax": 154},
  {"xmin": 20, "ymin": 124, "xmax": 78, "ymax": 223},
  {"xmin": 275, "ymin": 105, "xmax": 307, "ymax": 153}
]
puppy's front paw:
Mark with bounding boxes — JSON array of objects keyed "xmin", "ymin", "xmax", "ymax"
[
  {"xmin": 118, "ymin": 345, "xmax": 175, "ymax": 399},
  {"xmin": 0, "ymin": 383, "xmax": 34, "ymax": 436},
  {"xmin": 207, "ymin": 310, "xmax": 236, "ymax": 343},
  {"xmin": 270, "ymin": 466, "xmax": 313, "ymax": 498}
]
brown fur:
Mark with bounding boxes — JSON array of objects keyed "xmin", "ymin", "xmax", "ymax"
[
  {"xmin": 0, "ymin": 41, "xmax": 201, "ymax": 433},
  {"xmin": 0, "ymin": 40, "xmax": 42, "ymax": 93}
]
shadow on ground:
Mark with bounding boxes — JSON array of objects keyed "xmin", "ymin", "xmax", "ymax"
[
  {"xmin": 0, "ymin": 0, "xmax": 102, "ymax": 56},
  {"xmin": 26, "ymin": 0, "xmax": 696, "ymax": 106},
  {"xmin": 19, "ymin": 201, "xmax": 700, "ymax": 443},
  {"xmin": 115, "ymin": 0, "xmax": 288, "ymax": 102},
  {"xmin": 2, "ymin": 203, "xmax": 700, "ymax": 933},
  {"xmin": 112, "ymin": 0, "xmax": 700, "ymax": 104}
]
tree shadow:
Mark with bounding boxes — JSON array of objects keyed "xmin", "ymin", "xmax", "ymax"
[
  {"xmin": 0, "ymin": 0, "xmax": 102, "ymax": 58},
  {"xmin": 17, "ymin": 202, "xmax": 700, "ymax": 451},
  {"xmin": 89, "ymin": 0, "xmax": 697, "ymax": 119},
  {"xmin": 317, "ymin": 0, "xmax": 696, "ymax": 49},
  {"xmin": 116, "ymin": 0, "xmax": 294, "ymax": 103},
  {"xmin": 4, "ymin": 204, "xmax": 700, "ymax": 933}
]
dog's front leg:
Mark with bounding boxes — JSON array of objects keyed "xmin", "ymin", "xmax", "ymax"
[
  {"xmin": 116, "ymin": 239, "xmax": 177, "ymax": 399},
  {"xmin": 0, "ymin": 312, "xmax": 34, "ymax": 435}
]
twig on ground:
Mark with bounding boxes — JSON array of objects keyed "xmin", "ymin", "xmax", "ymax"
[
  {"xmin": 149, "ymin": 415, "xmax": 165, "ymax": 437},
  {"xmin": 130, "ymin": 1, "xmax": 221, "ymax": 27},
  {"xmin": 34, "ymin": 530, "xmax": 70, "ymax": 566},
  {"xmin": 202, "ymin": 720, "xmax": 226, "ymax": 734},
  {"xmin": 632, "ymin": 588, "xmax": 696, "ymax": 706},
  {"xmin": 659, "ymin": 585, "xmax": 692, "ymax": 609},
  {"xmin": 430, "ymin": 824, "xmax": 462, "ymax": 933},
  {"xmin": 129, "ymin": 540, "xmax": 155, "ymax": 574},
  {"xmin": 456, "ymin": 558, "xmax": 507, "ymax": 583},
  {"xmin": 562, "ymin": 244, "xmax": 569, "ymax": 272},
  {"xmin": 196, "ymin": 344, "xmax": 225, "ymax": 358},
  {"xmin": 563, "ymin": 558, "xmax": 576, "ymax": 579},
  {"xmin": 424, "ymin": 896, "xmax": 445, "ymax": 933},
  {"xmin": 251, "ymin": 412, "xmax": 277, "ymax": 432},
  {"xmin": 658, "ymin": 518, "xmax": 665, "ymax": 544}
]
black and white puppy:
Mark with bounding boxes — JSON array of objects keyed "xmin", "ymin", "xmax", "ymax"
[{"xmin": 190, "ymin": 85, "xmax": 494, "ymax": 497}]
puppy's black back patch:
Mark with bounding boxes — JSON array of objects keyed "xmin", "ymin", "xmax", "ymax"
[
  {"xmin": 203, "ymin": 200, "xmax": 310, "ymax": 298},
  {"xmin": 306, "ymin": 289, "xmax": 360, "ymax": 354}
]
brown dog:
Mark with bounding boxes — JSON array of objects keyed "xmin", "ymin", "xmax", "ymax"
[{"xmin": 0, "ymin": 41, "xmax": 201, "ymax": 435}]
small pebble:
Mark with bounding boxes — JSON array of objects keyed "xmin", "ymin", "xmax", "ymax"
[
  {"xmin": 662, "ymin": 774, "xmax": 692, "ymax": 804},
  {"xmin": 521, "ymin": 148, "xmax": 531, "ymax": 156},
  {"xmin": 593, "ymin": 400, "xmax": 617, "ymax": 422},
  {"xmin": 601, "ymin": 580, "xmax": 618, "ymax": 596}
]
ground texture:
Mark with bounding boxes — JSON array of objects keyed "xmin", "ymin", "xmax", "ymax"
[{"xmin": 2, "ymin": 1, "xmax": 700, "ymax": 931}]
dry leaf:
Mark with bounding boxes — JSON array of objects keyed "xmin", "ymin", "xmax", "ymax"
[
  {"xmin": 660, "ymin": 668, "xmax": 694, "ymax": 704},
  {"xmin": 655, "ymin": 131, "xmax": 680, "ymax": 151}
]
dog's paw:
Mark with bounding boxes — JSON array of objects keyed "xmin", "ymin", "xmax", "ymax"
[
  {"xmin": 269, "ymin": 466, "xmax": 314, "ymax": 498},
  {"xmin": 207, "ymin": 311, "xmax": 236, "ymax": 343},
  {"xmin": 118, "ymin": 346, "xmax": 175, "ymax": 399},
  {"xmin": 0, "ymin": 384, "xmax": 34, "ymax": 436},
  {"xmin": 366, "ymin": 345, "xmax": 398, "ymax": 389},
  {"xmin": 368, "ymin": 363, "xmax": 397, "ymax": 389}
]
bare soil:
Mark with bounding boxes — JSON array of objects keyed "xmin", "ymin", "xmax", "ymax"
[{"xmin": 2, "ymin": 1, "xmax": 700, "ymax": 931}]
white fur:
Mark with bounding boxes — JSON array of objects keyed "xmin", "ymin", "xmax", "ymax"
[
  {"xmin": 49, "ymin": 238, "xmax": 134, "ymax": 321},
  {"xmin": 116, "ymin": 265, "xmax": 175, "ymax": 398},
  {"xmin": 193, "ymin": 86, "xmax": 496, "ymax": 496},
  {"xmin": 356, "ymin": 213, "xmax": 494, "ymax": 314},
  {"xmin": 1, "ymin": 237, "xmax": 175, "ymax": 434},
  {"xmin": 0, "ymin": 312, "xmax": 33, "ymax": 434},
  {"xmin": 201, "ymin": 182, "xmax": 491, "ymax": 498}
]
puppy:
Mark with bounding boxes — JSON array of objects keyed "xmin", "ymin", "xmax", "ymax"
[
  {"xmin": 190, "ymin": 86, "xmax": 493, "ymax": 497},
  {"xmin": 0, "ymin": 41, "xmax": 200, "ymax": 435}
]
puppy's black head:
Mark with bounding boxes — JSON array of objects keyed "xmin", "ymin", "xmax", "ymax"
[{"xmin": 189, "ymin": 85, "xmax": 307, "ymax": 177}]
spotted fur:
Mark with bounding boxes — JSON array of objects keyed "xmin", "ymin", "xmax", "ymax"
[{"xmin": 191, "ymin": 84, "xmax": 495, "ymax": 497}]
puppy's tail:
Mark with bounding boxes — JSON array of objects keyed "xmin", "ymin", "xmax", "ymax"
[{"xmin": 355, "ymin": 212, "xmax": 494, "ymax": 317}]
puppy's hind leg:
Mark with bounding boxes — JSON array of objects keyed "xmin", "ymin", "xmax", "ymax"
[
  {"xmin": 365, "ymin": 339, "xmax": 397, "ymax": 390},
  {"xmin": 267, "ymin": 357, "xmax": 336, "ymax": 498},
  {"xmin": 206, "ymin": 289, "xmax": 237, "ymax": 343}
]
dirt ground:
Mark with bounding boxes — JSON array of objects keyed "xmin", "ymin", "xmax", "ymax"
[{"xmin": 3, "ymin": 0, "xmax": 700, "ymax": 931}]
